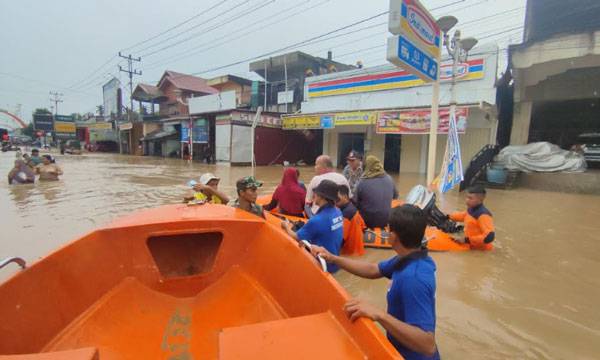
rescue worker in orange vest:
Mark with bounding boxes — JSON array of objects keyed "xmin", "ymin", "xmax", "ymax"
[
  {"xmin": 336, "ymin": 184, "xmax": 366, "ymax": 256},
  {"xmin": 449, "ymin": 185, "xmax": 495, "ymax": 251}
]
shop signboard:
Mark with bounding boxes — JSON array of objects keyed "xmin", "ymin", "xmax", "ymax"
[
  {"xmin": 376, "ymin": 107, "xmax": 468, "ymax": 134},
  {"xmin": 282, "ymin": 115, "xmax": 329, "ymax": 130},
  {"xmin": 387, "ymin": 0, "xmax": 440, "ymax": 83},
  {"xmin": 181, "ymin": 119, "xmax": 209, "ymax": 143},
  {"xmin": 387, "ymin": 35, "xmax": 438, "ymax": 82},
  {"xmin": 334, "ymin": 111, "xmax": 377, "ymax": 126},
  {"xmin": 33, "ymin": 114, "xmax": 54, "ymax": 132},
  {"xmin": 54, "ymin": 115, "xmax": 76, "ymax": 139}
]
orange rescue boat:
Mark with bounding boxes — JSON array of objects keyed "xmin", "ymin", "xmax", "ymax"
[{"xmin": 0, "ymin": 204, "xmax": 401, "ymax": 359}]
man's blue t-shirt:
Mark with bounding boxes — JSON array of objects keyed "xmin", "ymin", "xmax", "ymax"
[
  {"xmin": 296, "ymin": 204, "xmax": 343, "ymax": 273},
  {"xmin": 378, "ymin": 252, "xmax": 440, "ymax": 360}
]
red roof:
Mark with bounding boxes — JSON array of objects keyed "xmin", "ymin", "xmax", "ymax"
[{"xmin": 158, "ymin": 70, "xmax": 218, "ymax": 95}]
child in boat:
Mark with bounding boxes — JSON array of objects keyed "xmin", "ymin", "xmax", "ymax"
[
  {"xmin": 184, "ymin": 173, "xmax": 230, "ymax": 204},
  {"xmin": 228, "ymin": 176, "xmax": 265, "ymax": 218},
  {"xmin": 281, "ymin": 180, "xmax": 343, "ymax": 273},
  {"xmin": 336, "ymin": 184, "xmax": 366, "ymax": 256},
  {"xmin": 449, "ymin": 185, "xmax": 495, "ymax": 251},
  {"xmin": 311, "ymin": 205, "xmax": 440, "ymax": 360}
]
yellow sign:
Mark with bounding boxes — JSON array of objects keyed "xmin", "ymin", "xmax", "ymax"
[
  {"xmin": 334, "ymin": 111, "xmax": 377, "ymax": 126},
  {"xmin": 88, "ymin": 122, "xmax": 113, "ymax": 130},
  {"xmin": 54, "ymin": 121, "xmax": 76, "ymax": 133},
  {"xmin": 282, "ymin": 115, "xmax": 322, "ymax": 129}
]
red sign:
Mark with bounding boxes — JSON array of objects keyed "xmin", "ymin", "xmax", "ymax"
[{"xmin": 376, "ymin": 107, "xmax": 468, "ymax": 134}]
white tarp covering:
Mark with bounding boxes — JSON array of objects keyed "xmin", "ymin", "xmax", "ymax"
[{"xmin": 496, "ymin": 142, "xmax": 586, "ymax": 172}]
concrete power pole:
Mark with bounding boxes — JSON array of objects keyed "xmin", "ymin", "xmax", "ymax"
[
  {"xmin": 118, "ymin": 52, "xmax": 142, "ymax": 155},
  {"xmin": 49, "ymin": 91, "xmax": 64, "ymax": 116}
]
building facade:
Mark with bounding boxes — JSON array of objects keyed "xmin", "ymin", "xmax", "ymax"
[
  {"xmin": 509, "ymin": 0, "xmax": 600, "ymax": 148},
  {"xmin": 283, "ymin": 44, "xmax": 499, "ymax": 174}
]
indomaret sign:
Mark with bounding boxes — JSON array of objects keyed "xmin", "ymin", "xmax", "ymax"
[{"xmin": 387, "ymin": 0, "xmax": 441, "ymax": 82}]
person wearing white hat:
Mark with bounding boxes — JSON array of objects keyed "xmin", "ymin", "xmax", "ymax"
[{"xmin": 183, "ymin": 173, "xmax": 230, "ymax": 204}]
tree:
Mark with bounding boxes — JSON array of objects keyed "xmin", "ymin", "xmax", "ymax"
[
  {"xmin": 22, "ymin": 122, "xmax": 34, "ymax": 137},
  {"xmin": 33, "ymin": 108, "xmax": 52, "ymax": 115},
  {"xmin": 96, "ymin": 105, "xmax": 104, "ymax": 116}
]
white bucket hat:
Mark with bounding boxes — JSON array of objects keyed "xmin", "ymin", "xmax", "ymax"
[{"xmin": 199, "ymin": 173, "xmax": 220, "ymax": 185}]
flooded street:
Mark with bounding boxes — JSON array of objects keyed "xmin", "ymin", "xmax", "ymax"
[{"xmin": 1, "ymin": 151, "xmax": 600, "ymax": 359}]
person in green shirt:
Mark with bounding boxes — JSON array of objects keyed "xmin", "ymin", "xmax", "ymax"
[{"xmin": 228, "ymin": 176, "xmax": 265, "ymax": 218}]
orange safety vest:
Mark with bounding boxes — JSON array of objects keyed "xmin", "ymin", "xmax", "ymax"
[
  {"xmin": 450, "ymin": 204, "xmax": 495, "ymax": 251},
  {"xmin": 341, "ymin": 212, "xmax": 366, "ymax": 256}
]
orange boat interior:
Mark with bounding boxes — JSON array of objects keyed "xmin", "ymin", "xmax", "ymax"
[{"xmin": 0, "ymin": 204, "xmax": 399, "ymax": 359}]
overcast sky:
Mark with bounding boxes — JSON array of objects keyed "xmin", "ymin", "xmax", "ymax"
[{"xmin": 0, "ymin": 0, "xmax": 525, "ymax": 122}]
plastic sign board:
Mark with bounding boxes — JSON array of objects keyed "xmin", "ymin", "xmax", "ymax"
[
  {"xmin": 387, "ymin": 35, "xmax": 438, "ymax": 82},
  {"xmin": 277, "ymin": 90, "xmax": 294, "ymax": 104},
  {"xmin": 388, "ymin": 0, "xmax": 441, "ymax": 58}
]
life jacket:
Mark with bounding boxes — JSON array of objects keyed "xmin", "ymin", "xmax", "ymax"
[
  {"xmin": 450, "ymin": 204, "xmax": 495, "ymax": 251},
  {"xmin": 341, "ymin": 211, "xmax": 366, "ymax": 256},
  {"xmin": 193, "ymin": 192, "xmax": 223, "ymax": 204}
]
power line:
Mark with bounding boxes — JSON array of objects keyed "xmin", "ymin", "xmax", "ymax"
[
  {"xmin": 144, "ymin": 0, "xmax": 319, "ymax": 69},
  {"xmin": 141, "ymin": 0, "xmax": 276, "ymax": 58},
  {"xmin": 121, "ymin": 0, "xmax": 231, "ymax": 52},
  {"xmin": 136, "ymin": 0, "xmax": 252, "ymax": 56}
]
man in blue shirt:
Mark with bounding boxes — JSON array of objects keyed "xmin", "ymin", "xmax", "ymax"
[
  {"xmin": 311, "ymin": 204, "xmax": 440, "ymax": 359},
  {"xmin": 281, "ymin": 180, "xmax": 343, "ymax": 273}
]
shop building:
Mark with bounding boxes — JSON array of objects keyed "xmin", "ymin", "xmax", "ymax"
[
  {"xmin": 132, "ymin": 71, "xmax": 218, "ymax": 157},
  {"xmin": 508, "ymin": 0, "xmax": 600, "ymax": 149},
  {"xmin": 283, "ymin": 44, "xmax": 499, "ymax": 174}
]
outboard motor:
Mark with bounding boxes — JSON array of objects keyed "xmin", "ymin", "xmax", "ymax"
[{"xmin": 405, "ymin": 185, "xmax": 463, "ymax": 234}]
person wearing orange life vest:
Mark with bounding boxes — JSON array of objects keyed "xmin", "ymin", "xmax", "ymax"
[
  {"xmin": 336, "ymin": 184, "xmax": 366, "ymax": 256},
  {"xmin": 449, "ymin": 185, "xmax": 495, "ymax": 251}
]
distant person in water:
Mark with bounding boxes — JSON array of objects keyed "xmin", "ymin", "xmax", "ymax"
[
  {"xmin": 184, "ymin": 173, "xmax": 230, "ymax": 204},
  {"xmin": 450, "ymin": 185, "xmax": 495, "ymax": 251},
  {"xmin": 29, "ymin": 149, "xmax": 42, "ymax": 166},
  {"xmin": 8, "ymin": 159, "xmax": 35, "ymax": 185},
  {"xmin": 36, "ymin": 155, "xmax": 63, "ymax": 181},
  {"xmin": 228, "ymin": 176, "xmax": 265, "ymax": 218},
  {"xmin": 354, "ymin": 155, "xmax": 398, "ymax": 229},
  {"xmin": 264, "ymin": 167, "xmax": 306, "ymax": 217}
]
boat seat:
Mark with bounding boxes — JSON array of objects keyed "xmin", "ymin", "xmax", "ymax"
[
  {"xmin": 219, "ymin": 312, "xmax": 366, "ymax": 359},
  {"xmin": 43, "ymin": 267, "xmax": 286, "ymax": 359}
]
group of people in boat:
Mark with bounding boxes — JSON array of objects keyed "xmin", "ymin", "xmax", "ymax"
[
  {"xmin": 7, "ymin": 148, "xmax": 63, "ymax": 185},
  {"xmin": 184, "ymin": 151, "xmax": 495, "ymax": 360}
]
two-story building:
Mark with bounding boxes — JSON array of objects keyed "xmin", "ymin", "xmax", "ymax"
[{"xmin": 132, "ymin": 70, "xmax": 218, "ymax": 157}]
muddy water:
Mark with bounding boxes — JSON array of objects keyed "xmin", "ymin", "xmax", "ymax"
[{"xmin": 1, "ymin": 151, "xmax": 599, "ymax": 359}]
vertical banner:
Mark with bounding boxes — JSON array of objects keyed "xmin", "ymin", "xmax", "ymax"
[{"xmin": 438, "ymin": 110, "xmax": 464, "ymax": 193}]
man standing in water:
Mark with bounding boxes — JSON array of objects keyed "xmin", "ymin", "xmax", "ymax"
[
  {"xmin": 311, "ymin": 204, "xmax": 440, "ymax": 360},
  {"xmin": 228, "ymin": 176, "xmax": 265, "ymax": 218}
]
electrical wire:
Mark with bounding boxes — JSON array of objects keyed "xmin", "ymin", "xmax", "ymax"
[{"xmin": 120, "ymin": 0, "xmax": 231, "ymax": 52}]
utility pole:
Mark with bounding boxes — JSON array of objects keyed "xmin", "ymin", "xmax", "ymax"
[
  {"xmin": 118, "ymin": 52, "xmax": 142, "ymax": 155},
  {"xmin": 49, "ymin": 91, "xmax": 64, "ymax": 116}
]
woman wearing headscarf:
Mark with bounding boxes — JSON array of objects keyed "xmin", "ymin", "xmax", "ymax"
[
  {"xmin": 264, "ymin": 167, "xmax": 307, "ymax": 217},
  {"xmin": 35, "ymin": 155, "xmax": 63, "ymax": 181},
  {"xmin": 7, "ymin": 159, "xmax": 35, "ymax": 185},
  {"xmin": 354, "ymin": 155, "xmax": 398, "ymax": 229}
]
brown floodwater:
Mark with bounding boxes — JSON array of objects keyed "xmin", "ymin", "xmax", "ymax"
[{"xmin": 1, "ymin": 151, "xmax": 599, "ymax": 359}]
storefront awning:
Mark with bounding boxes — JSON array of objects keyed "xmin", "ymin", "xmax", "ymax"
[{"xmin": 140, "ymin": 129, "xmax": 177, "ymax": 141}]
